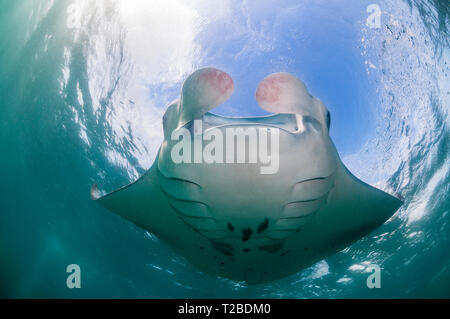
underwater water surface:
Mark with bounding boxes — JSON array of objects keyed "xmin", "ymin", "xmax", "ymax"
[{"xmin": 0, "ymin": 0, "xmax": 449, "ymax": 298}]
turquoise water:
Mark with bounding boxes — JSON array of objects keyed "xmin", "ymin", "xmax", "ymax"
[{"xmin": 0, "ymin": 0, "xmax": 448, "ymax": 298}]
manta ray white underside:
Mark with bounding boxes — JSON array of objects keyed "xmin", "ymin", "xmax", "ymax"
[{"xmin": 92, "ymin": 68, "xmax": 402, "ymax": 284}]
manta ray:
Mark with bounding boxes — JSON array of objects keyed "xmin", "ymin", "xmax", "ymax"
[{"xmin": 92, "ymin": 68, "xmax": 402, "ymax": 284}]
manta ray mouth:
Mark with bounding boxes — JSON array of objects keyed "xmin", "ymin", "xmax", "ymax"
[{"xmin": 200, "ymin": 111, "xmax": 321, "ymax": 134}]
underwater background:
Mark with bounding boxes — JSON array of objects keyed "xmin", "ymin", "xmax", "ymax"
[{"xmin": 0, "ymin": 0, "xmax": 448, "ymax": 298}]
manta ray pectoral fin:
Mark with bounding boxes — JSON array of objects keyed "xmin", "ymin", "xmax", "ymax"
[
  {"xmin": 91, "ymin": 159, "xmax": 171, "ymax": 237},
  {"xmin": 314, "ymin": 161, "xmax": 403, "ymax": 250},
  {"xmin": 343, "ymin": 164, "xmax": 403, "ymax": 227}
]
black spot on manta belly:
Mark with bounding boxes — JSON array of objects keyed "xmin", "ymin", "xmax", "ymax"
[
  {"xmin": 258, "ymin": 242, "xmax": 284, "ymax": 253},
  {"xmin": 212, "ymin": 241, "xmax": 234, "ymax": 257},
  {"xmin": 257, "ymin": 218, "xmax": 269, "ymax": 234},
  {"xmin": 242, "ymin": 228, "xmax": 253, "ymax": 242}
]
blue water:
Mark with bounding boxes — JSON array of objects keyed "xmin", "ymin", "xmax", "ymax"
[{"xmin": 0, "ymin": 0, "xmax": 448, "ymax": 298}]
